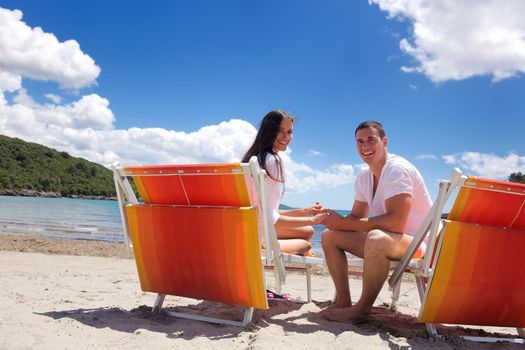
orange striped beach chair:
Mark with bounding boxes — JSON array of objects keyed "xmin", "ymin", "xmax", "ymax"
[
  {"xmin": 389, "ymin": 169, "xmax": 525, "ymax": 343},
  {"xmin": 112, "ymin": 161, "xmax": 269, "ymax": 326},
  {"xmin": 112, "ymin": 157, "xmax": 327, "ymax": 326}
]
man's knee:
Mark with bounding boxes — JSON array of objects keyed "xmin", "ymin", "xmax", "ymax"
[
  {"xmin": 364, "ymin": 229, "xmax": 391, "ymax": 256},
  {"xmin": 321, "ymin": 229, "xmax": 336, "ymax": 249}
]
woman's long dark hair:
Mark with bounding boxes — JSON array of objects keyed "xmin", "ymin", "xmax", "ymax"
[{"xmin": 242, "ymin": 110, "xmax": 294, "ymax": 182}]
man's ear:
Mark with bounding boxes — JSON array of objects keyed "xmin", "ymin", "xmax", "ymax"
[{"xmin": 383, "ymin": 136, "xmax": 388, "ymax": 147}]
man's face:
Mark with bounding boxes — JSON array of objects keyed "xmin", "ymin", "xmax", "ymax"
[{"xmin": 355, "ymin": 127, "xmax": 387, "ymax": 166}]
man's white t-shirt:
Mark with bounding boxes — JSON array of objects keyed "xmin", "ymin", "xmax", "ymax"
[{"xmin": 354, "ymin": 153, "xmax": 432, "ymax": 236}]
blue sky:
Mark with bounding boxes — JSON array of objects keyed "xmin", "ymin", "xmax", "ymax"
[{"xmin": 1, "ymin": 1, "xmax": 524, "ymax": 209}]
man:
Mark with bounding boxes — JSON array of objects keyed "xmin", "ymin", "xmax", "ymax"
[{"xmin": 320, "ymin": 120, "xmax": 432, "ymax": 322}]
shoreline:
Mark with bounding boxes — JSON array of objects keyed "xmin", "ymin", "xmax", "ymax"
[
  {"xmin": 0, "ymin": 190, "xmax": 116, "ymax": 201},
  {"xmin": 0, "ymin": 233, "xmax": 132, "ymax": 259}
]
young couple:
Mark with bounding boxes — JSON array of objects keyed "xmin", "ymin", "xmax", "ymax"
[{"xmin": 243, "ymin": 110, "xmax": 432, "ymax": 323}]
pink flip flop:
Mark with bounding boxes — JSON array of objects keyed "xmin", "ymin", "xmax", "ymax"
[{"xmin": 266, "ymin": 289, "xmax": 293, "ymax": 301}]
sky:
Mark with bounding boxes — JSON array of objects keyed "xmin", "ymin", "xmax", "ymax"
[{"xmin": 1, "ymin": 0, "xmax": 524, "ymax": 210}]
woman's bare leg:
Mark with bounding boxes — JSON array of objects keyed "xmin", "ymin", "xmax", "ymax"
[
  {"xmin": 278, "ymin": 238, "xmax": 311, "ymax": 255},
  {"xmin": 276, "ymin": 226, "xmax": 314, "ymax": 240}
]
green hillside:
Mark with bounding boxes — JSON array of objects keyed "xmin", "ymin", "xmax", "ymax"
[
  {"xmin": 509, "ymin": 172, "xmax": 525, "ymax": 184},
  {"xmin": 0, "ymin": 135, "xmax": 116, "ymax": 198}
]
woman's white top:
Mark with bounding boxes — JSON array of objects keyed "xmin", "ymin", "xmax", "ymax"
[{"xmin": 264, "ymin": 155, "xmax": 284, "ymax": 224}]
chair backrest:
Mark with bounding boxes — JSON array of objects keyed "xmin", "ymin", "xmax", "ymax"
[
  {"xmin": 420, "ymin": 176, "xmax": 525, "ymax": 327},
  {"xmin": 124, "ymin": 163, "xmax": 251, "ymax": 207},
  {"xmin": 448, "ymin": 176, "xmax": 525, "ymax": 229},
  {"xmin": 116, "ymin": 162, "xmax": 268, "ymax": 310}
]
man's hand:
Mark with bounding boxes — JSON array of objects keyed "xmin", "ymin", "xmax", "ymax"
[{"xmin": 321, "ymin": 209, "xmax": 346, "ymax": 230}]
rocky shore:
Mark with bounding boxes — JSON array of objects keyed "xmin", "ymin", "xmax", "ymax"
[{"xmin": 0, "ymin": 189, "xmax": 116, "ymax": 201}]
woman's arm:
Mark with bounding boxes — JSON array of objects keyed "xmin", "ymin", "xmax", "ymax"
[
  {"xmin": 275, "ymin": 211, "xmax": 327, "ymax": 228},
  {"xmin": 278, "ymin": 202, "xmax": 324, "ymax": 217}
]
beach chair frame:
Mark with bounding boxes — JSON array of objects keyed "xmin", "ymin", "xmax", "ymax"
[
  {"xmin": 112, "ymin": 161, "xmax": 267, "ymax": 327},
  {"xmin": 388, "ymin": 168, "xmax": 525, "ymax": 343},
  {"xmin": 245, "ymin": 157, "xmax": 326, "ymax": 303}
]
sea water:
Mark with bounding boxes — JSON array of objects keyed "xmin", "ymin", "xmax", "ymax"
[
  {"xmin": 0, "ymin": 195, "xmax": 348, "ymax": 253},
  {"xmin": 0, "ymin": 195, "xmax": 123, "ymax": 242}
]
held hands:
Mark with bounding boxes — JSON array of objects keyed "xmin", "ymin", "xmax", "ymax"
[
  {"xmin": 317, "ymin": 209, "xmax": 344, "ymax": 229},
  {"xmin": 305, "ymin": 202, "xmax": 325, "ymax": 216},
  {"xmin": 305, "ymin": 202, "xmax": 341, "ymax": 226},
  {"xmin": 304, "ymin": 202, "xmax": 346, "ymax": 228}
]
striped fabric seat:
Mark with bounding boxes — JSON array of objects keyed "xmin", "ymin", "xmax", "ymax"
[
  {"xmin": 126, "ymin": 205, "xmax": 267, "ymax": 309},
  {"xmin": 389, "ymin": 170, "xmax": 525, "ymax": 342},
  {"xmin": 113, "ymin": 162, "xmax": 267, "ymax": 327}
]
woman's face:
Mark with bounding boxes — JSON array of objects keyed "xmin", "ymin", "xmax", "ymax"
[{"xmin": 272, "ymin": 118, "xmax": 293, "ymax": 152}]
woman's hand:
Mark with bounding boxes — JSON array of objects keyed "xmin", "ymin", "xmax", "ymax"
[
  {"xmin": 305, "ymin": 201, "xmax": 325, "ymax": 216},
  {"xmin": 310, "ymin": 211, "xmax": 330, "ymax": 225}
]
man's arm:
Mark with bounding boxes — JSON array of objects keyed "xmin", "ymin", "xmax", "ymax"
[{"xmin": 323, "ymin": 193, "xmax": 412, "ymax": 234}]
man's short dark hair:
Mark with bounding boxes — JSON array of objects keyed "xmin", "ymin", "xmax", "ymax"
[{"xmin": 355, "ymin": 120, "xmax": 386, "ymax": 139}]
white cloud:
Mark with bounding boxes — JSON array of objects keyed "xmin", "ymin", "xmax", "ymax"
[
  {"xmin": 415, "ymin": 153, "xmax": 437, "ymax": 161},
  {"xmin": 1, "ymin": 89, "xmax": 358, "ymax": 191},
  {"xmin": 307, "ymin": 149, "xmax": 323, "ymax": 156},
  {"xmin": 409, "ymin": 84, "xmax": 418, "ymax": 91},
  {"xmin": 0, "ymin": 5, "xmax": 359, "ymax": 196},
  {"xmin": 0, "ymin": 92, "xmax": 254, "ymax": 165},
  {"xmin": 370, "ymin": 0, "xmax": 525, "ymax": 82},
  {"xmin": 0, "ymin": 70, "xmax": 21, "ymax": 91},
  {"xmin": 0, "ymin": 7, "xmax": 100, "ymax": 89},
  {"xmin": 45, "ymin": 93, "xmax": 61, "ymax": 104},
  {"xmin": 443, "ymin": 151, "xmax": 525, "ymax": 179},
  {"xmin": 280, "ymin": 152, "xmax": 357, "ymax": 193}
]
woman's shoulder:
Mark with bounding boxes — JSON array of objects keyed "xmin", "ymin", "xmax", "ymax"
[
  {"xmin": 262, "ymin": 152, "xmax": 279, "ymax": 166},
  {"xmin": 263, "ymin": 153, "xmax": 284, "ymax": 180}
]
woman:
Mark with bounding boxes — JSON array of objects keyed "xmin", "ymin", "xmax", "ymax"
[{"xmin": 242, "ymin": 110, "xmax": 325, "ymax": 255}]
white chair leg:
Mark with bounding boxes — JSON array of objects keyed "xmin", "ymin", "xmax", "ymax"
[
  {"xmin": 306, "ymin": 264, "xmax": 312, "ymax": 302},
  {"xmin": 241, "ymin": 307, "xmax": 255, "ymax": 327},
  {"xmin": 426, "ymin": 323, "xmax": 438, "ymax": 337},
  {"xmin": 274, "ymin": 264, "xmax": 282, "ymax": 294},
  {"xmin": 153, "ymin": 293, "xmax": 166, "ymax": 312},
  {"xmin": 390, "ymin": 278, "xmax": 401, "ymax": 310},
  {"xmin": 518, "ymin": 328, "xmax": 525, "ymax": 338},
  {"xmin": 415, "ymin": 274, "xmax": 426, "ymax": 301}
]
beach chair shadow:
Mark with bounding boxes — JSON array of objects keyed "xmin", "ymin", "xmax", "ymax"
[
  {"xmin": 387, "ymin": 169, "xmax": 525, "ymax": 343},
  {"xmin": 282, "ymin": 304, "xmax": 522, "ymax": 349},
  {"xmin": 35, "ymin": 299, "xmax": 304, "ymax": 339}
]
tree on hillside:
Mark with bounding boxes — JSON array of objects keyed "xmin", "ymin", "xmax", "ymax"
[
  {"xmin": 508, "ymin": 172, "xmax": 525, "ymax": 184},
  {"xmin": 0, "ymin": 134, "xmax": 116, "ymax": 197}
]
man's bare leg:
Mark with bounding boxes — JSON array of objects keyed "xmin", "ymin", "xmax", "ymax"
[
  {"xmin": 320, "ymin": 229, "xmax": 366, "ymax": 309},
  {"xmin": 323, "ymin": 230, "xmax": 412, "ymax": 322}
]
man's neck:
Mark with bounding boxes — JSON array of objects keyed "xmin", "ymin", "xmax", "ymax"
[{"xmin": 370, "ymin": 153, "xmax": 388, "ymax": 180}]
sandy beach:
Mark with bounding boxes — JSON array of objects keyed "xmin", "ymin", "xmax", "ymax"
[{"xmin": 0, "ymin": 233, "xmax": 522, "ymax": 349}]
